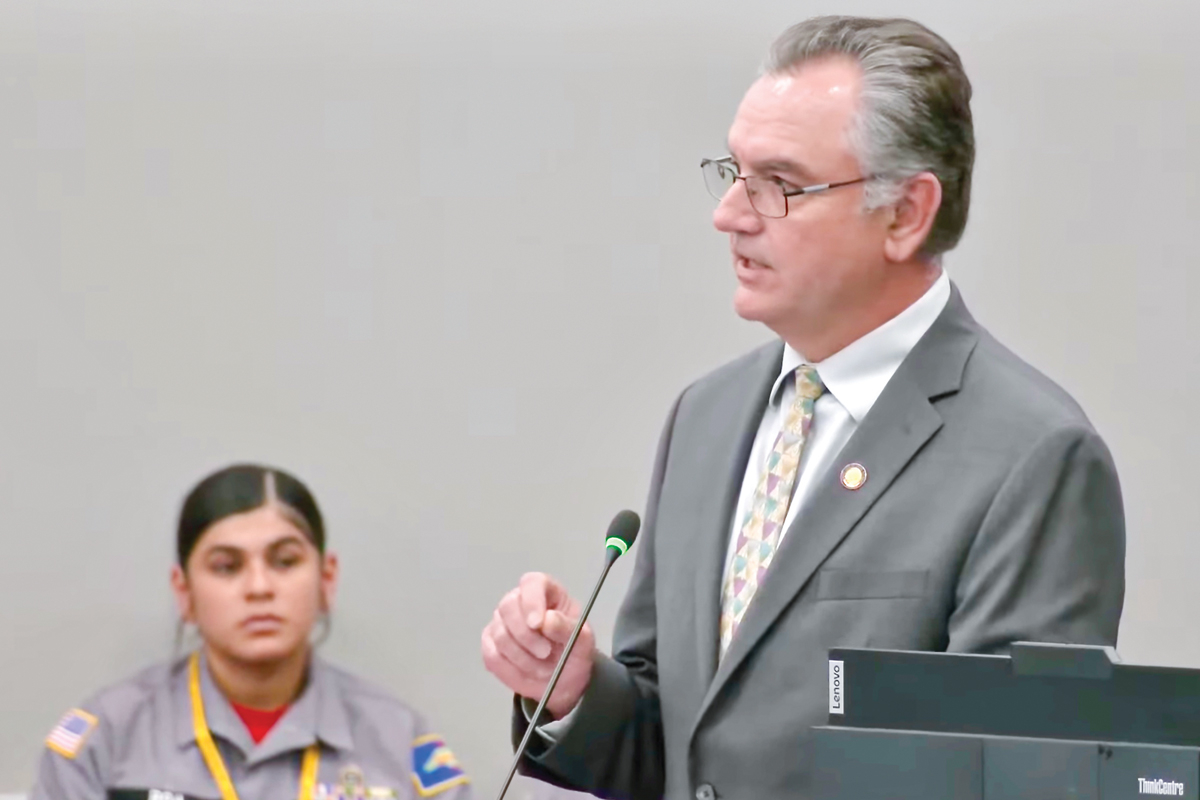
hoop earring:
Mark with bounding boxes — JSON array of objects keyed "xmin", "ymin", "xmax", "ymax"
[
  {"xmin": 312, "ymin": 612, "xmax": 332, "ymax": 647},
  {"xmin": 171, "ymin": 619, "xmax": 199, "ymax": 661}
]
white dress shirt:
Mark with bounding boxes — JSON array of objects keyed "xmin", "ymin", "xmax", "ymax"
[
  {"xmin": 533, "ymin": 270, "xmax": 951, "ymax": 733},
  {"xmin": 722, "ymin": 271, "xmax": 951, "ymax": 584}
]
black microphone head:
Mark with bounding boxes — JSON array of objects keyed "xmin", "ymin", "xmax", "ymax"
[{"xmin": 604, "ymin": 510, "xmax": 641, "ymax": 558}]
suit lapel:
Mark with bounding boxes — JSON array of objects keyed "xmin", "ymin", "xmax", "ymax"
[
  {"xmin": 691, "ymin": 342, "xmax": 782, "ymax": 689},
  {"xmin": 692, "ymin": 285, "xmax": 980, "ymax": 726}
]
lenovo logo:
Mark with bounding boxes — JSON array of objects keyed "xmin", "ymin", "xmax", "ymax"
[{"xmin": 828, "ymin": 660, "xmax": 844, "ymax": 715}]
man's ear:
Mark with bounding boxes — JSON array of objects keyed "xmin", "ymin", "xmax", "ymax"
[{"xmin": 883, "ymin": 172, "xmax": 942, "ymax": 263}]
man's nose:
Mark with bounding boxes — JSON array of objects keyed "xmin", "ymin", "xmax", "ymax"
[{"xmin": 712, "ymin": 181, "xmax": 764, "ymax": 235}]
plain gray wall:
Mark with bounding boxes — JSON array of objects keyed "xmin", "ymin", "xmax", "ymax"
[{"xmin": 1, "ymin": 0, "xmax": 1197, "ymax": 795}]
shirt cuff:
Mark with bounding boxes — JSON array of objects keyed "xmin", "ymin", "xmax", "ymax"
[{"xmin": 519, "ymin": 697, "xmax": 579, "ymax": 742}]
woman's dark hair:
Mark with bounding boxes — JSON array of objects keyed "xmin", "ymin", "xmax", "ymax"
[{"xmin": 177, "ymin": 463, "xmax": 325, "ymax": 567}]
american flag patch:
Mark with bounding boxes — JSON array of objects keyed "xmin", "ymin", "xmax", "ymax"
[{"xmin": 45, "ymin": 709, "xmax": 98, "ymax": 759}]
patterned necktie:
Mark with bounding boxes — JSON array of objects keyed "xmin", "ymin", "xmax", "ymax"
[{"xmin": 719, "ymin": 365, "xmax": 825, "ymax": 657}]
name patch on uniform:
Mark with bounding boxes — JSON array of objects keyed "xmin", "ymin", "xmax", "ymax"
[
  {"xmin": 46, "ymin": 708, "xmax": 98, "ymax": 759},
  {"xmin": 107, "ymin": 790, "xmax": 196, "ymax": 800},
  {"xmin": 411, "ymin": 734, "xmax": 468, "ymax": 797}
]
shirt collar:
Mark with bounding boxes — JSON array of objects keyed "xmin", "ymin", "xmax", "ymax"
[
  {"xmin": 769, "ymin": 270, "xmax": 952, "ymax": 422},
  {"xmin": 174, "ymin": 650, "xmax": 355, "ymax": 763},
  {"xmin": 248, "ymin": 655, "xmax": 354, "ymax": 764},
  {"xmin": 172, "ymin": 650, "xmax": 255, "ymax": 758}
]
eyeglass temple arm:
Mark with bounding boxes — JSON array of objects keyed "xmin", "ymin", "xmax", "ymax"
[{"xmin": 782, "ymin": 176, "xmax": 869, "ymax": 198}]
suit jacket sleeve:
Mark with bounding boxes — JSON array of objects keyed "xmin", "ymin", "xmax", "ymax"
[
  {"xmin": 947, "ymin": 423, "xmax": 1125, "ymax": 652},
  {"xmin": 512, "ymin": 393, "xmax": 682, "ymax": 800}
]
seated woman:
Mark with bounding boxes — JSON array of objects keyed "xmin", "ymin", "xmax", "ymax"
[{"xmin": 32, "ymin": 463, "xmax": 471, "ymax": 800}]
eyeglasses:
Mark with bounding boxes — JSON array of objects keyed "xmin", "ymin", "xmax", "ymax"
[{"xmin": 700, "ymin": 156, "xmax": 869, "ymax": 218}]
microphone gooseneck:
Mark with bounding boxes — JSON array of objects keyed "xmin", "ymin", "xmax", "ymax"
[{"xmin": 494, "ymin": 510, "xmax": 641, "ymax": 800}]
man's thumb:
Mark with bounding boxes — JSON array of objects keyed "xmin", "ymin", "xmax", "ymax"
[{"xmin": 542, "ymin": 609, "xmax": 582, "ymax": 645}]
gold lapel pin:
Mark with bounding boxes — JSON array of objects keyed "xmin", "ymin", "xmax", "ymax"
[{"xmin": 840, "ymin": 463, "xmax": 867, "ymax": 490}]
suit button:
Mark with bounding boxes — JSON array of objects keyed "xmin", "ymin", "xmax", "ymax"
[{"xmin": 696, "ymin": 784, "xmax": 716, "ymax": 800}]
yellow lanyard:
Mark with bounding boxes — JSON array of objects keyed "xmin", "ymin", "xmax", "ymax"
[{"xmin": 189, "ymin": 652, "xmax": 320, "ymax": 800}]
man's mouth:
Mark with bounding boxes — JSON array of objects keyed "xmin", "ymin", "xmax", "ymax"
[{"xmin": 735, "ymin": 256, "xmax": 770, "ymax": 274}]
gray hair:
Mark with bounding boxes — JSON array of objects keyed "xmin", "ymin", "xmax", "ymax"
[{"xmin": 763, "ymin": 16, "xmax": 975, "ymax": 257}]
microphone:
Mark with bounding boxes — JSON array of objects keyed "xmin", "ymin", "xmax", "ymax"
[{"xmin": 494, "ymin": 509, "xmax": 641, "ymax": 800}]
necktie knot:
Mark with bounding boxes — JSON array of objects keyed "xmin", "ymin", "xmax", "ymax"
[{"xmin": 795, "ymin": 365, "xmax": 824, "ymax": 401}]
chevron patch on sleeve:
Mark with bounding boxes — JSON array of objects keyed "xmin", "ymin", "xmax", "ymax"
[{"xmin": 410, "ymin": 734, "xmax": 468, "ymax": 797}]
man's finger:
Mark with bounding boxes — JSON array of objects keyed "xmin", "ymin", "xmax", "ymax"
[
  {"xmin": 481, "ymin": 623, "xmax": 502, "ymax": 666},
  {"xmin": 482, "ymin": 626, "xmax": 545, "ymax": 696},
  {"xmin": 488, "ymin": 613, "xmax": 555, "ymax": 678},
  {"xmin": 518, "ymin": 572, "xmax": 560, "ymax": 629},
  {"xmin": 499, "ymin": 591, "xmax": 554, "ymax": 659}
]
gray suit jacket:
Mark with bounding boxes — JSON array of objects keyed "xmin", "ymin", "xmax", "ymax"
[{"xmin": 516, "ymin": 286, "xmax": 1125, "ymax": 800}]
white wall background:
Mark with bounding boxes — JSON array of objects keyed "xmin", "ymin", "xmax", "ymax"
[{"xmin": 0, "ymin": 0, "xmax": 1197, "ymax": 795}]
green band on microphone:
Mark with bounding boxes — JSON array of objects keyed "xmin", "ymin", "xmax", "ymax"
[{"xmin": 605, "ymin": 536, "xmax": 629, "ymax": 556}]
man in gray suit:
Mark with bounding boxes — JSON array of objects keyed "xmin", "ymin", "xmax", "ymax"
[{"xmin": 481, "ymin": 15, "xmax": 1124, "ymax": 800}]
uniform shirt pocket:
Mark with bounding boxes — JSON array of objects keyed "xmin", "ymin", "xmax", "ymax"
[{"xmin": 817, "ymin": 569, "xmax": 929, "ymax": 600}]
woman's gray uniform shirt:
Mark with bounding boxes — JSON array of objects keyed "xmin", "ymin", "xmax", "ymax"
[{"xmin": 30, "ymin": 654, "xmax": 472, "ymax": 800}]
